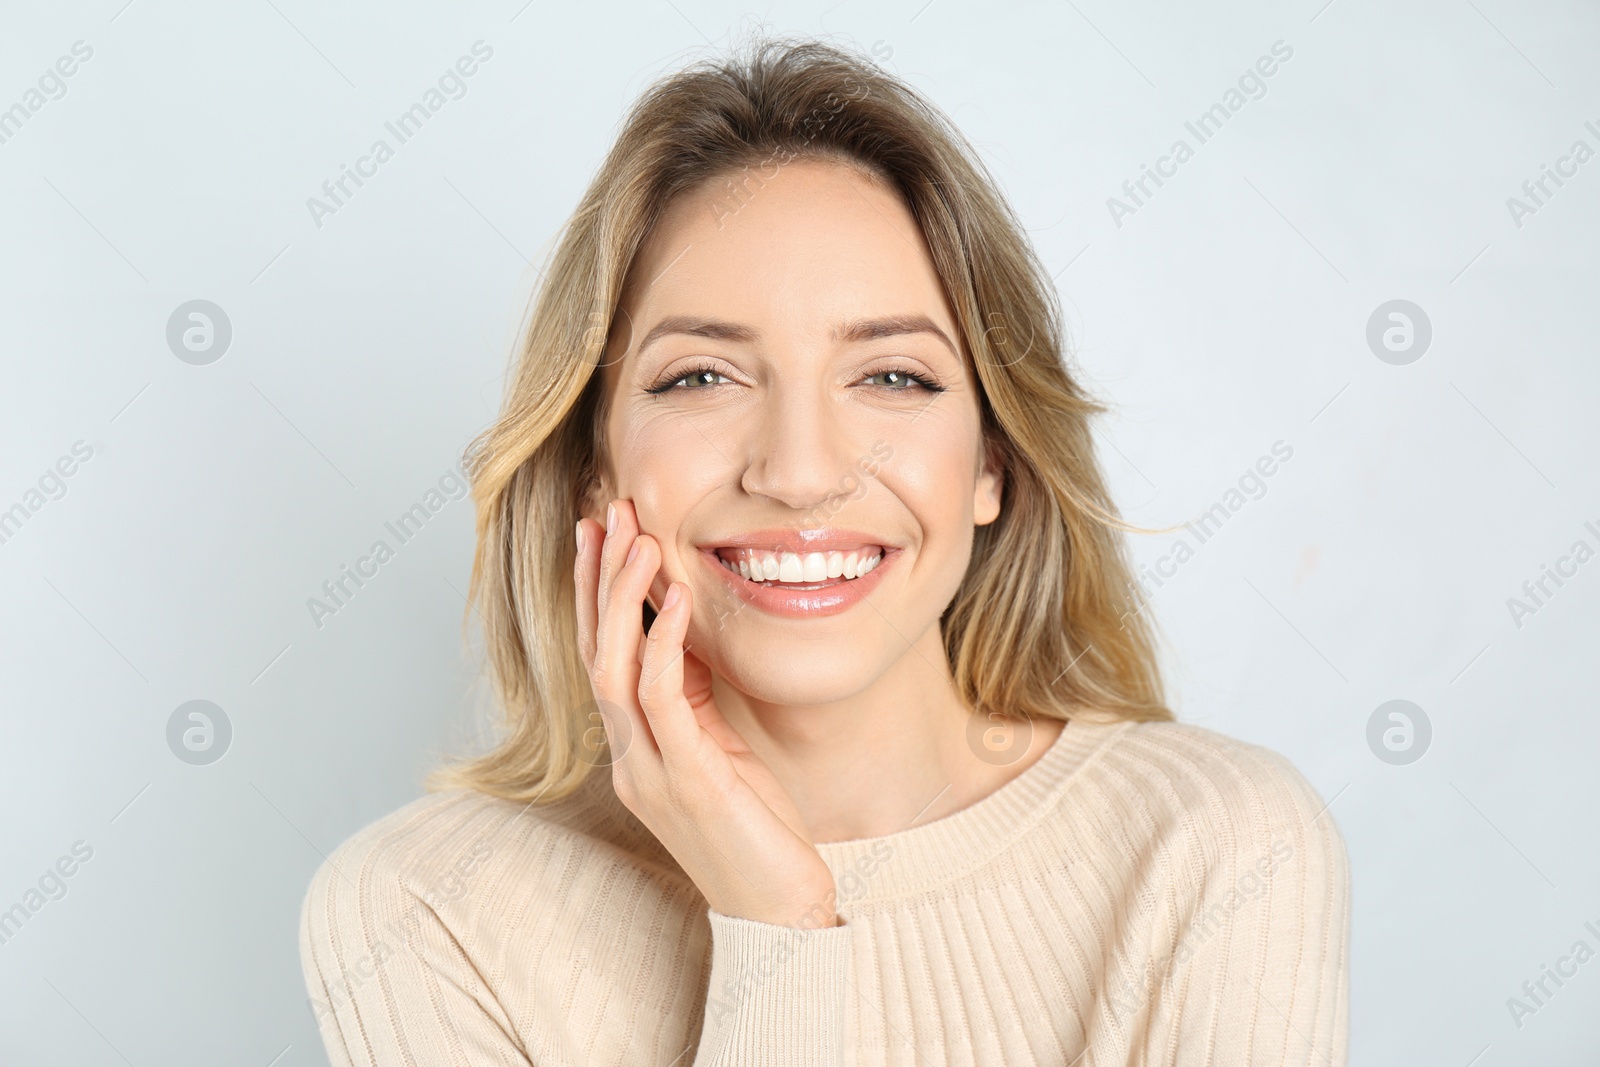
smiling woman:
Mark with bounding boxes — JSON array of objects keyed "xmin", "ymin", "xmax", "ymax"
[{"xmin": 298, "ymin": 35, "xmax": 1349, "ymax": 1067}]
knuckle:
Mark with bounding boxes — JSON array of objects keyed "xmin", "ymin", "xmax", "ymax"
[
  {"xmin": 589, "ymin": 663, "xmax": 619, "ymax": 696},
  {"xmin": 637, "ymin": 665, "xmax": 668, "ymax": 713}
]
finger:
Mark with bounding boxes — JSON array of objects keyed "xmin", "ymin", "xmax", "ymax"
[
  {"xmin": 678, "ymin": 648, "xmax": 749, "ymax": 756},
  {"xmin": 637, "ymin": 575, "xmax": 699, "ymax": 755},
  {"xmin": 590, "ymin": 498, "xmax": 636, "ymax": 684},
  {"xmin": 574, "ymin": 517, "xmax": 602, "ymax": 672},
  {"xmin": 593, "ymin": 498, "xmax": 641, "ymax": 668},
  {"xmin": 594, "ymin": 499, "xmax": 635, "ymax": 625},
  {"xmin": 681, "ymin": 646, "xmax": 716, "ymax": 707},
  {"xmin": 577, "ymin": 515, "xmax": 651, "ymax": 761},
  {"xmin": 592, "ymin": 512, "xmax": 661, "ymax": 754}
]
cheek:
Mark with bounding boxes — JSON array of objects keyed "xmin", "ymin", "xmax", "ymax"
[
  {"xmin": 612, "ymin": 412, "xmax": 726, "ymax": 572},
  {"xmin": 616, "ymin": 410, "xmax": 726, "ymax": 496},
  {"xmin": 878, "ymin": 416, "xmax": 983, "ymax": 528}
]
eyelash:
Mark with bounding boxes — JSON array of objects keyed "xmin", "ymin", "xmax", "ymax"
[{"xmin": 644, "ymin": 361, "xmax": 945, "ymax": 396}]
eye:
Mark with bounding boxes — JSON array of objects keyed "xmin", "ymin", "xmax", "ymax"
[
  {"xmin": 676, "ymin": 368, "xmax": 727, "ymax": 389},
  {"xmin": 645, "ymin": 361, "xmax": 729, "ymax": 395},
  {"xmin": 863, "ymin": 367, "xmax": 943, "ymax": 392}
]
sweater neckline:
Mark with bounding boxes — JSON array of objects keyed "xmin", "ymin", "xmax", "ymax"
[
  {"xmin": 813, "ymin": 717, "xmax": 1132, "ymax": 907},
  {"xmin": 576, "ymin": 715, "xmax": 1136, "ymax": 908}
]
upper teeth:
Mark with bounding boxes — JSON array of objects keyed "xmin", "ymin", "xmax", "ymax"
[{"xmin": 717, "ymin": 547, "xmax": 883, "ymax": 582}]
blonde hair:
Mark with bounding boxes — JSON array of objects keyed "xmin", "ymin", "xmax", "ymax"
[{"xmin": 429, "ymin": 35, "xmax": 1172, "ymax": 804}]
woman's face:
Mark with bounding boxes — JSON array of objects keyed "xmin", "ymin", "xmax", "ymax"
[{"xmin": 591, "ymin": 158, "xmax": 1002, "ymax": 705}]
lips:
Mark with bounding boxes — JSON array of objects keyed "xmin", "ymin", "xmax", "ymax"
[{"xmin": 695, "ymin": 528, "xmax": 896, "ymax": 617}]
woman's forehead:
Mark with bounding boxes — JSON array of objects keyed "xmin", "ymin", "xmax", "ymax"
[{"xmin": 604, "ymin": 163, "xmax": 962, "ymax": 369}]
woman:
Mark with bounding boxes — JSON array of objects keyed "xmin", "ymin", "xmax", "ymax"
[{"xmin": 300, "ymin": 36, "xmax": 1349, "ymax": 1066}]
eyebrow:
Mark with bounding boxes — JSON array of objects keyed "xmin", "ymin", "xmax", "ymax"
[{"xmin": 634, "ymin": 314, "xmax": 959, "ymax": 359}]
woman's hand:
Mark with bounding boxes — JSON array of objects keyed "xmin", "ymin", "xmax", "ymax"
[{"xmin": 574, "ymin": 499, "xmax": 840, "ymax": 929}]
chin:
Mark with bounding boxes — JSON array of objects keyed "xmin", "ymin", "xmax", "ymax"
[{"xmin": 698, "ymin": 630, "xmax": 888, "ymax": 707}]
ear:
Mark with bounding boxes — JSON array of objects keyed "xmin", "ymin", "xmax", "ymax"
[
  {"xmin": 578, "ymin": 463, "xmax": 617, "ymax": 529},
  {"xmin": 974, "ymin": 435, "xmax": 1004, "ymax": 526},
  {"xmin": 578, "ymin": 341, "xmax": 624, "ymax": 530},
  {"xmin": 579, "ymin": 444, "xmax": 620, "ymax": 527}
]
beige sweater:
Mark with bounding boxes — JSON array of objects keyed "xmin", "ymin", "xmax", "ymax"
[{"xmin": 299, "ymin": 718, "xmax": 1350, "ymax": 1065}]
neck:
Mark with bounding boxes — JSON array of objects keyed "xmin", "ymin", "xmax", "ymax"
[{"xmin": 709, "ymin": 623, "xmax": 1064, "ymax": 843}]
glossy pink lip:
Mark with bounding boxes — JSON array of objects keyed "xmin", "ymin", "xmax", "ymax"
[{"xmin": 697, "ymin": 542, "xmax": 897, "ymax": 619}]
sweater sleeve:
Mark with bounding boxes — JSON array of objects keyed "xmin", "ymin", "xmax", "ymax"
[
  {"xmin": 298, "ymin": 847, "xmax": 532, "ymax": 1067},
  {"xmin": 692, "ymin": 908, "xmax": 854, "ymax": 1066},
  {"xmin": 1144, "ymin": 745, "xmax": 1351, "ymax": 1066}
]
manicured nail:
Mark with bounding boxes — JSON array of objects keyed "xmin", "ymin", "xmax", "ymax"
[
  {"xmin": 625, "ymin": 537, "xmax": 640, "ymax": 566},
  {"xmin": 662, "ymin": 583, "xmax": 682, "ymax": 611},
  {"xmin": 606, "ymin": 502, "xmax": 617, "ymax": 535},
  {"xmin": 575, "ymin": 521, "xmax": 585, "ymax": 555}
]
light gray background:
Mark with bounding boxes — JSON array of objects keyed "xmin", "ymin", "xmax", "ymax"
[{"xmin": 2, "ymin": 1, "xmax": 1596, "ymax": 1064}]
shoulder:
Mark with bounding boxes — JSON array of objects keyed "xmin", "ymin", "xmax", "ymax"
[
  {"xmin": 1094, "ymin": 719, "xmax": 1335, "ymax": 816},
  {"xmin": 1075, "ymin": 718, "xmax": 1348, "ymax": 882},
  {"xmin": 295, "ymin": 778, "xmax": 702, "ymax": 1053},
  {"xmin": 298, "ymin": 789, "xmax": 510, "ymax": 917},
  {"xmin": 297, "ymin": 789, "xmax": 516, "ymax": 969},
  {"xmin": 297, "ymin": 775, "xmax": 679, "ymax": 965},
  {"xmin": 1045, "ymin": 727, "xmax": 1352, "ymax": 1056}
]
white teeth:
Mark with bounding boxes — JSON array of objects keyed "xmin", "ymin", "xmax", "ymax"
[{"xmin": 716, "ymin": 547, "xmax": 884, "ymax": 584}]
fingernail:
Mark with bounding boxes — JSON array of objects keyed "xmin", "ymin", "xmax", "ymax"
[
  {"xmin": 662, "ymin": 583, "xmax": 682, "ymax": 611},
  {"xmin": 606, "ymin": 502, "xmax": 617, "ymax": 535},
  {"xmin": 625, "ymin": 537, "xmax": 640, "ymax": 566}
]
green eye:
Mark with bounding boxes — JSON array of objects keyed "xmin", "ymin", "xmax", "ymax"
[
  {"xmin": 645, "ymin": 362, "xmax": 727, "ymax": 394},
  {"xmin": 867, "ymin": 369, "xmax": 940, "ymax": 391}
]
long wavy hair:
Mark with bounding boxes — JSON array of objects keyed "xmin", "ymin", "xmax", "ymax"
[{"xmin": 428, "ymin": 35, "xmax": 1172, "ymax": 804}]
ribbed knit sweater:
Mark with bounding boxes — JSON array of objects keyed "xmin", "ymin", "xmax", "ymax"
[{"xmin": 299, "ymin": 718, "xmax": 1350, "ymax": 1066}]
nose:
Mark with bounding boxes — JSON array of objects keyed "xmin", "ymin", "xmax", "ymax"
[{"xmin": 739, "ymin": 380, "xmax": 867, "ymax": 514}]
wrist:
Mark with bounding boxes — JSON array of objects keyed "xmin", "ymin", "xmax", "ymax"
[{"xmin": 708, "ymin": 889, "xmax": 839, "ymax": 930}]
